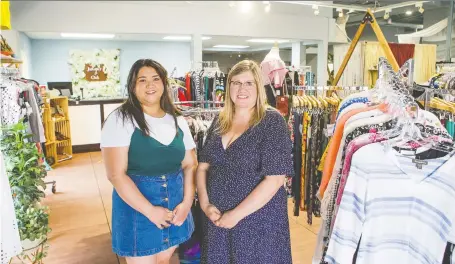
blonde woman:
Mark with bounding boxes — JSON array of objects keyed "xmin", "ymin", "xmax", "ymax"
[{"xmin": 196, "ymin": 60, "xmax": 294, "ymax": 263}]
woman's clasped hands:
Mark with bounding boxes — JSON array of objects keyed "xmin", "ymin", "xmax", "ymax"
[{"xmin": 202, "ymin": 204, "xmax": 242, "ymax": 229}]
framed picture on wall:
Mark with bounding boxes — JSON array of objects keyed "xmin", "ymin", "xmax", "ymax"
[{"xmin": 68, "ymin": 49, "xmax": 121, "ymax": 99}]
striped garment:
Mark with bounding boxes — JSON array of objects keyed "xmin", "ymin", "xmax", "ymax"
[{"xmin": 325, "ymin": 142, "xmax": 455, "ymax": 264}]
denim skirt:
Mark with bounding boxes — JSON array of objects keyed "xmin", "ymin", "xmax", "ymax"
[{"xmin": 111, "ymin": 170, "xmax": 195, "ymax": 257}]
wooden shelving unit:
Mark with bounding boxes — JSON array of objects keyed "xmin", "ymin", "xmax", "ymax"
[{"xmin": 42, "ymin": 96, "xmax": 73, "ymax": 166}]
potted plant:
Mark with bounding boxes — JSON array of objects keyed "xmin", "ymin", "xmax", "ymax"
[{"xmin": 0, "ymin": 121, "xmax": 51, "ymax": 263}]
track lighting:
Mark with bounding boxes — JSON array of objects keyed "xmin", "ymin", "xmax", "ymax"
[
  {"xmin": 337, "ymin": 8, "xmax": 343, "ymax": 18},
  {"xmin": 416, "ymin": 3, "xmax": 424, "ymax": 13},
  {"xmin": 384, "ymin": 9, "xmax": 391, "ymax": 20}
]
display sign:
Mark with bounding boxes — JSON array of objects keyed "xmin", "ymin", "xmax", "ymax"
[
  {"xmin": 68, "ymin": 49, "xmax": 121, "ymax": 99},
  {"xmin": 84, "ymin": 64, "xmax": 107, "ymax": 82}
]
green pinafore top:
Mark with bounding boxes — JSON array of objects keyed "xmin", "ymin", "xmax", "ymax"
[{"xmin": 127, "ymin": 127, "xmax": 185, "ymax": 176}]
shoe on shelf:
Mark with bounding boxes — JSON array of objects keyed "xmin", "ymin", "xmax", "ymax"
[{"xmin": 55, "ymin": 132, "xmax": 69, "ymax": 141}]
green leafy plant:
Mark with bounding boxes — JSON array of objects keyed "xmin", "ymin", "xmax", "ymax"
[{"xmin": 0, "ymin": 121, "xmax": 51, "ymax": 263}]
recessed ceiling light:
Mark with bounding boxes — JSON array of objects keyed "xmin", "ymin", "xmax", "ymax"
[
  {"xmin": 163, "ymin": 36, "xmax": 211, "ymax": 40},
  {"xmin": 247, "ymin": 39, "xmax": 289, "ymax": 43},
  {"xmin": 213, "ymin": 45, "xmax": 250, "ymax": 49},
  {"xmin": 405, "ymin": 10, "xmax": 412, "ymax": 15},
  {"xmin": 163, "ymin": 36, "xmax": 191, "ymax": 40},
  {"xmin": 61, "ymin": 33, "xmax": 115, "ymax": 39}
]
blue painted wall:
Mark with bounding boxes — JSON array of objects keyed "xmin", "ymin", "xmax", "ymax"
[{"xmin": 30, "ymin": 39, "xmax": 191, "ymax": 89}]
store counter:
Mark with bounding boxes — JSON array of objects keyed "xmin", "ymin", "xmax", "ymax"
[{"xmin": 68, "ymin": 98, "xmax": 126, "ymax": 153}]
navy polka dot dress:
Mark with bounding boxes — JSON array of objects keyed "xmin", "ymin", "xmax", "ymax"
[{"xmin": 199, "ymin": 109, "xmax": 294, "ymax": 264}]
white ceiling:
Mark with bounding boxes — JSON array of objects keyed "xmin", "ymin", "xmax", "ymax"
[{"xmin": 25, "ymin": 32, "xmax": 303, "ymax": 52}]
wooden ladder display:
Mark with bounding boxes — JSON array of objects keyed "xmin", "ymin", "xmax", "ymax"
[
  {"xmin": 332, "ymin": 8, "xmax": 399, "ymax": 86},
  {"xmin": 42, "ymin": 96, "xmax": 73, "ymax": 166}
]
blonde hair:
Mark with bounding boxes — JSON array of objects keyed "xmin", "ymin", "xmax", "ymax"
[{"xmin": 218, "ymin": 60, "xmax": 269, "ymax": 135}]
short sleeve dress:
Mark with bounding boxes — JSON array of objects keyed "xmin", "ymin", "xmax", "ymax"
[{"xmin": 199, "ymin": 109, "xmax": 294, "ymax": 264}]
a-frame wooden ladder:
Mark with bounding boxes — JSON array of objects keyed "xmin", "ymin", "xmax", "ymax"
[{"xmin": 332, "ymin": 8, "xmax": 399, "ymax": 86}]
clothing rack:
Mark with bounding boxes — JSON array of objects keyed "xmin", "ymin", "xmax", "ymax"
[
  {"xmin": 175, "ymin": 100, "xmax": 224, "ymax": 105},
  {"xmin": 312, "ymin": 58, "xmax": 455, "ymax": 264}
]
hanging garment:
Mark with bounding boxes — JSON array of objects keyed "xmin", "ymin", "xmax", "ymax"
[
  {"xmin": 0, "ymin": 153, "xmax": 22, "ymax": 264},
  {"xmin": 325, "ymin": 143, "xmax": 455, "ymax": 264},
  {"xmin": 261, "ymin": 47, "xmax": 288, "ymax": 88},
  {"xmin": 0, "ymin": 82, "xmax": 21, "ymax": 126},
  {"xmin": 185, "ymin": 73, "xmax": 192, "ymax": 101},
  {"xmin": 388, "ymin": 43, "xmax": 415, "ymax": 67}
]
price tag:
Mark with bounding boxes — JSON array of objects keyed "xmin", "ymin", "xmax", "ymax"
[{"xmin": 326, "ymin": 124, "xmax": 335, "ymax": 137}]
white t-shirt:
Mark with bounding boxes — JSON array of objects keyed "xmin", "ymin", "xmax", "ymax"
[{"xmin": 101, "ymin": 110, "xmax": 196, "ymax": 150}]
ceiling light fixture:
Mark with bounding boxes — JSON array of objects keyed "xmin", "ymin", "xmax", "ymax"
[
  {"xmin": 405, "ymin": 10, "xmax": 413, "ymax": 15},
  {"xmin": 163, "ymin": 36, "xmax": 211, "ymax": 41},
  {"xmin": 163, "ymin": 36, "xmax": 191, "ymax": 40},
  {"xmin": 229, "ymin": 1, "xmax": 236, "ymax": 8},
  {"xmin": 265, "ymin": 3, "xmax": 271, "ymax": 13},
  {"xmin": 61, "ymin": 33, "xmax": 115, "ymax": 39},
  {"xmin": 314, "ymin": 9, "xmax": 320, "ymax": 15},
  {"xmin": 239, "ymin": 1, "xmax": 252, "ymax": 13},
  {"xmin": 312, "ymin": 4, "xmax": 318, "ymax": 9},
  {"xmin": 262, "ymin": 1, "xmax": 270, "ymax": 4},
  {"xmin": 247, "ymin": 39, "xmax": 289, "ymax": 43},
  {"xmin": 213, "ymin": 45, "xmax": 250, "ymax": 49},
  {"xmin": 336, "ymin": 7, "xmax": 343, "ymax": 17},
  {"xmin": 384, "ymin": 9, "xmax": 391, "ymax": 19},
  {"xmin": 415, "ymin": 3, "xmax": 424, "ymax": 13}
]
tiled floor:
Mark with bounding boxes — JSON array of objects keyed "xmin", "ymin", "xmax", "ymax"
[{"xmin": 15, "ymin": 152, "xmax": 320, "ymax": 264}]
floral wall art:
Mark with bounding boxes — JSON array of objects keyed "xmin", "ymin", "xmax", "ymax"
[{"xmin": 68, "ymin": 49, "xmax": 121, "ymax": 99}]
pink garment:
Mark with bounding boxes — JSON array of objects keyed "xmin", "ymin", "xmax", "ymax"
[
  {"xmin": 336, "ymin": 133, "xmax": 385, "ymax": 205},
  {"xmin": 260, "ymin": 59, "xmax": 287, "ymax": 88}
]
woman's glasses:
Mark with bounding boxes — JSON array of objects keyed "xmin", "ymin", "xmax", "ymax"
[{"xmin": 230, "ymin": 81, "xmax": 256, "ymax": 89}]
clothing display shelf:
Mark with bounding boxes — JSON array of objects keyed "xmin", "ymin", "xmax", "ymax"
[{"xmin": 42, "ymin": 96, "xmax": 72, "ymax": 166}]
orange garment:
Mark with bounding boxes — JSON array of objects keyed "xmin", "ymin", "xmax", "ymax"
[{"xmin": 318, "ymin": 103, "xmax": 387, "ymax": 198}]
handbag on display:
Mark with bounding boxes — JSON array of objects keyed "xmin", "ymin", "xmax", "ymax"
[{"xmin": 275, "ymin": 78, "xmax": 289, "ymax": 117}]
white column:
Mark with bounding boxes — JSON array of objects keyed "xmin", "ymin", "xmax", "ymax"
[
  {"xmin": 291, "ymin": 42, "xmax": 301, "ymax": 68},
  {"xmin": 301, "ymin": 45, "xmax": 307, "ymax": 66},
  {"xmin": 317, "ymin": 39, "xmax": 328, "ymax": 86},
  {"xmin": 190, "ymin": 34, "xmax": 203, "ymax": 70}
]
